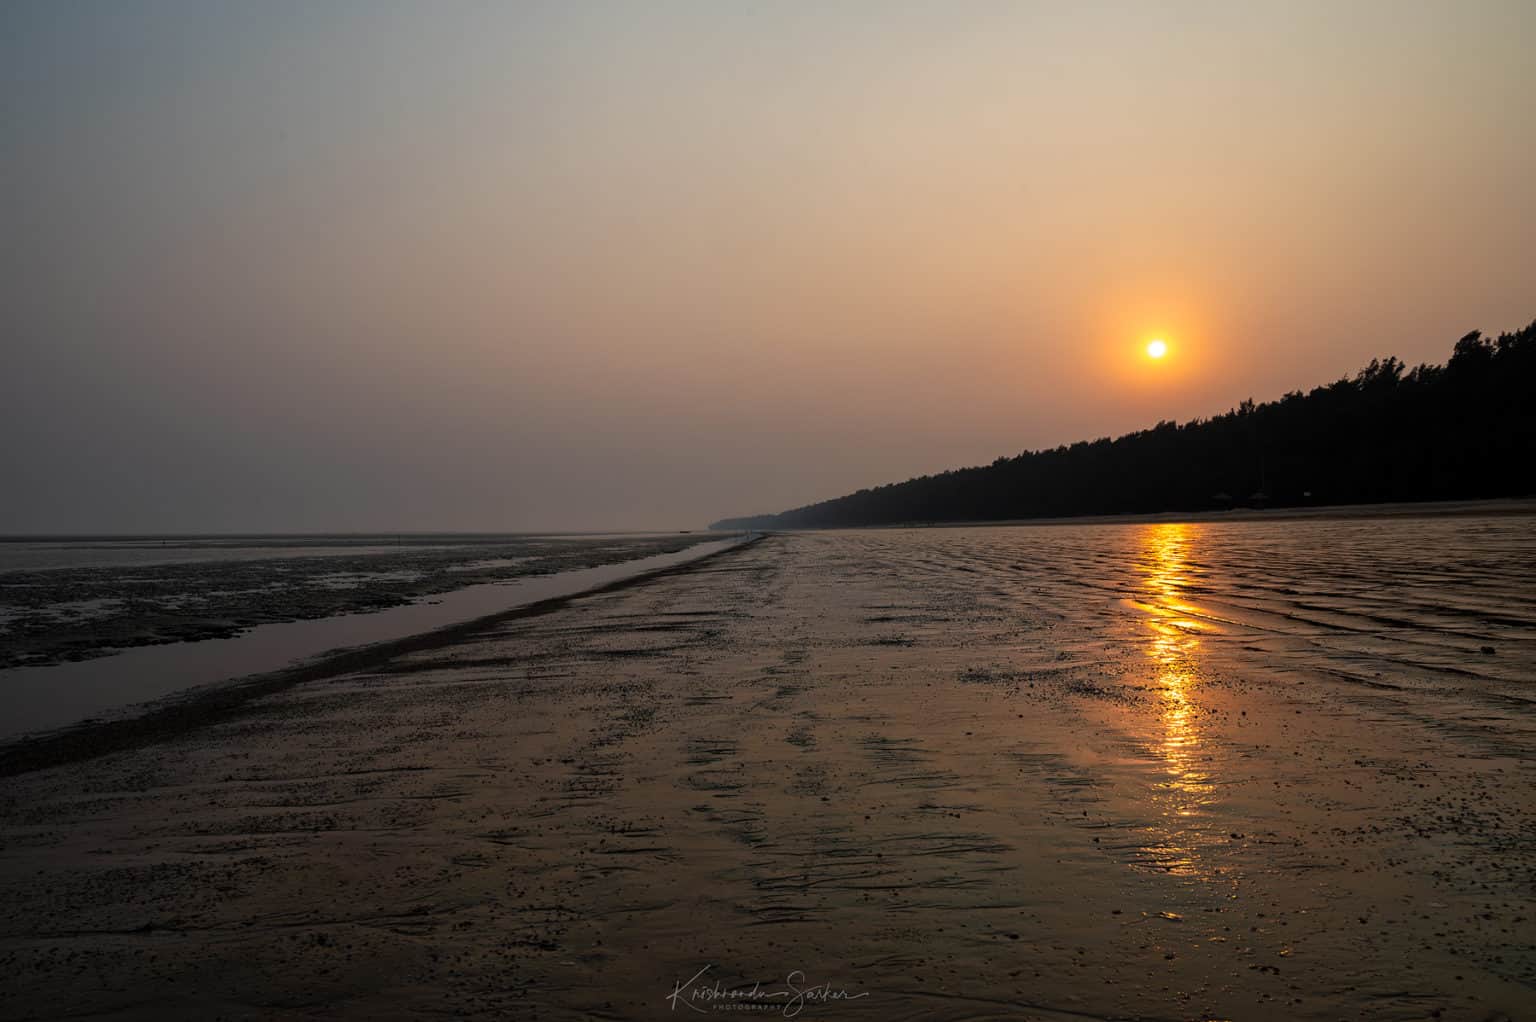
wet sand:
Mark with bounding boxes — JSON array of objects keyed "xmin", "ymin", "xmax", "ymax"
[
  {"xmin": 1, "ymin": 520, "xmax": 1533, "ymax": 1020},
  {"xmin": 0, "ymin": 532, "xmax": 720, "ymax": 670},
  {"xmin": 0, "ymin": 538, "xmax": 747, "ymax": 743}
]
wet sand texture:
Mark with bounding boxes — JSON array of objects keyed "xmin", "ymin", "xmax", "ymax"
[
  {"xmin": 0, "ymin": 538, "xmax": 748, "ymax": 742},
  {"xmin": 1, "ymin": 520, "xmax": 1533, "ymax": 1020},
  {"xmin": 0, "ymin": 533, "xmax": 718, "ymax": 669}
]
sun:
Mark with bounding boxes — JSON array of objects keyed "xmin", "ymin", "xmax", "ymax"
[{"xmin": 1146, "ymin": 338, "xmax": 1168, "ymax": 359}]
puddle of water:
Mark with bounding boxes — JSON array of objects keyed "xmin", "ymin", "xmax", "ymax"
[{"xmin": 0, "ymin": 538, "xmax": 747, "ymax": 740}]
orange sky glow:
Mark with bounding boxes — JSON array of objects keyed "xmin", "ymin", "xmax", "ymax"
[{"xmin": 3, "ymin": 1, "xmax": 1533, "ymax": 530}]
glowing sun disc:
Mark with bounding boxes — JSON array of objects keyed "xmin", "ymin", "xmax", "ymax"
[{"xmin": 1146, "ymin": 339, "xmax": 1168, "ymax": 359}]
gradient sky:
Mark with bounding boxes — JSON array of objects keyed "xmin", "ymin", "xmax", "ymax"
[{"xmin": 3, "ymin": 1, "xmax": 1533, "ymax": 532}]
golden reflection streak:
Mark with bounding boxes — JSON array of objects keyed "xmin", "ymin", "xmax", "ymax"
[{"xmin": 1137, "ymin": 523, "xmax": 1217, "ymax": 877}]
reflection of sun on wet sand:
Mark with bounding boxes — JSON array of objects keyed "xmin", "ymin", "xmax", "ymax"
[
  {"xmin": 1137, "ymin": 523, "xmax": 1219, "ymax": 879},
  {"xmin": 2, "ymin": 518, "xmax": 1534, "ymax": 1021}
]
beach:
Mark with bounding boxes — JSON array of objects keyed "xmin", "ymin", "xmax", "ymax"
[
  {"xmin": 1, "ymin": 517, "xmax": 1533, "ymax": 1020},
  {"xmin": 0, "ymin": 533, "xmax": 723, "ymax": 672},
  {"xmin": 0, "ymin": 533, "xmax": 735, "ymax": 742}
]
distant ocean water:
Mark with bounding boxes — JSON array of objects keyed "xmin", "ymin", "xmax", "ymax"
[{"xmin": 0, "ymin": 533, "xmax": 668, "ymax": 573}]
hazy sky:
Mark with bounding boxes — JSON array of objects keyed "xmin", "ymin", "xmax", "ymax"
[{"xmin": 3, "ymin": 1, "xmax": 1533, "ymax": 532}]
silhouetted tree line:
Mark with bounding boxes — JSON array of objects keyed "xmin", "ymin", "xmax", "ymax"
[{"xmin": 712, "ymin": 321, "xmax": 1536, "ymax": 530}]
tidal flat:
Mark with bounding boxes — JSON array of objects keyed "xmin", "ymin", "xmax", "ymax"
[
  {"xmin": 1, "ymin": 515, "xmax": 1533, "ymax": 1020},
  {"xmin": 0, "ymin": 533, "xmax": 717, "ymax": 670}
]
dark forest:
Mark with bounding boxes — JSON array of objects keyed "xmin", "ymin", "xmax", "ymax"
[{"xmin": 713, "ymin": 321, "xmax": 1536, "ymax": 530}]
